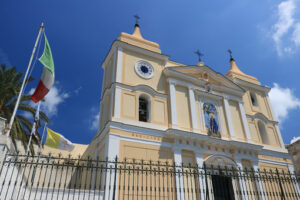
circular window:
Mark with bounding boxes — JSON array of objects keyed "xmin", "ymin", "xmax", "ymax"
[{"xmin": 134, "ymin": 60, "xmax": 154, "ymax": 79}]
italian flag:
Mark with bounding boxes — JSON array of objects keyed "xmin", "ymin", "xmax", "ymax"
[
  {"xmin": 31, "ymin": 33, "xmax": 54, "ymax": 103},
  {"xmin": 45, "ymin": 128, "xmax": 74, "ymax": 152}
]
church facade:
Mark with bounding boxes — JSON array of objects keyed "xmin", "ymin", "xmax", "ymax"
[{"xmin": 85, "ymin": 23, "xmax": 294, "ymax": 177}]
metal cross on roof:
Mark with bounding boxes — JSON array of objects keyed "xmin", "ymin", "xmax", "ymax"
[
  {"xmin": 134, "ymin": 14, "xmax": 140, "ymax": 25},
  {"xmin": 228, "ymin": 49, "xmax": 233, "ymax": 59},
  {"xmin": 195, "ymin": 50, "xmax": 204, "ymax": 62}
]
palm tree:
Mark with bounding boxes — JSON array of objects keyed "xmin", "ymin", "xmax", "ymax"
[{"xmin": 0, "ymin": 64, "xmax": 50, "ymax": 154}]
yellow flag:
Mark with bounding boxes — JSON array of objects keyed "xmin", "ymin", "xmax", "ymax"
[{"xmin": 45, "ymin": 128, "xmax": 74, "ymax": 151}]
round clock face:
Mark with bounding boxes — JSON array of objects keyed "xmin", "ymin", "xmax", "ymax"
[{"xmin": 134, "ymin": 60, "xmax": 154, "ymax": 79}]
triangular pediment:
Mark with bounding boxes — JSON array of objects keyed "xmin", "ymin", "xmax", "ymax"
[{"xmin": 166, "ymin": 65, "xmax": 244, "ymax": 92}]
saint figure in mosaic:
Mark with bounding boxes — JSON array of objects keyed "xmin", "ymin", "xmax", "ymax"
[{"xmin": 203, "ymin": 103, "xmax": 221, "ymax": 138}]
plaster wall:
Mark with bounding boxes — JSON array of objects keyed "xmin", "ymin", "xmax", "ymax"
[
  {"xmin": 229, "ymin": 100, "xmax": 246, "ymax": 141},
  {"xmin": 242, "ymin": 89, "xmax": 272, "ymax": 120},
  {"xmin": 120, "ymin": 89, "xmax": 168, "ymax": 125},
  {"xmin": 175, "ymin": 86, "xmax": 191, "ymax": 130},
  {"xmin": 220, "ymin": 102, "xmax": 230, "ymax": 138},
  {"xmin": 248, "ymin": 119, "xmax": 260, "ymax": 143},
  {"xmin": 122, "ymin": 49, "xmax": 166, "ymax": 93},
  {"xmin": 118, "ymin": 140, "xmax": 173, "ymax": 162}
]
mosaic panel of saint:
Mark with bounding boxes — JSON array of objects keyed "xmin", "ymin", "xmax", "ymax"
[{"xmin": 203, "ymin": 102, "xmax": 221, "ymax": 138}]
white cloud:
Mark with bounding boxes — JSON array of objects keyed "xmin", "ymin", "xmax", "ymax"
[
  {"xmin": 271, "ymin": 0, "xmax": 300, "ymax": 56},
  {"xmin": 90, "ymin": 114, "xmax": 99, "ymax": 130},
  {"xmin": 89, "ymin": 107, "xmax": 99, "ymax": 131},
  {"xmin": 74, "ymin": 86, "xmax": 82, "ymax": 95},
  {"xmin": 292, "ymin": 22, "xmax": 300, "ymax": 45},
  {"xmin": 269, "ymin": 83, "xmax": 300, "ymax": 123},
  {"xmin": 29, "ymin": 84, "xmax": 69, "ymax": 117},
  {"xmin": 0, "ymin": 48, "xmax": 12, "ymax": 67},
  {"xmin": 290, "ymin": 136, "xmax": 300, "ymax": 144}
]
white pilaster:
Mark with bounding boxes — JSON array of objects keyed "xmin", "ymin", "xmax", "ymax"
[
  {"xmin": 275, "ymin": 124, "xmax": 285, "ymax": 148},
  {"xmin": 236, "ymin": 160, "xmax": 249, "ymax": 200},
  {"xmin": 239, "ymin": 102, "xmax": 252, "ymax": 142},
  {"xmin": 188, "ymin": 87, "xmax": 198, "ymax": 131},
  {"xmin": 266, "ymin": 94, "xmax": 277, "ymax": 121},
  {"xmin": 105, "ymin": 134, "xmax": 120, "ymax": 160},
  {"xmin": 266, "ymin": 94, "xmax": 285, "ymax": 148},
  {"xmin": 253, "ymin": 162, "xmax": 266, "ymax": 200},
  {"xmin": 169, "ymin": 82, "xmax": 178, "ymax": 127},
  {"xmin": 288, "ymin": 164, "xmax": 300, "ymax": 197},
  {"xmin": 198, "ymin": 98, "xmax": 206, "ymax": 131},
  {"xmin": 114, "ymin": 87, "xmax": 121, "ymax": 118},
  {"xmin": 111, "ymin": 47, "xmax": 117, "ymax": 82},
  {"xmin": 174, "ymin": 148, "xmax": 185, "ymax": 200},
  {"xmin": 104, "ymin": 134, "xmax": 120, "ymax": 200},
  {"xmin": 109, "ymin": 91, "xmax": 114, "ymax": 121},
  {"xmin": 196, "ymin": 153, "xmax": 206, "ymax": 200},
  {"xmin": 223, "ymin": 97, "xmax": 235, "ymax": 139},
  {"xmin": 115, "ymin": 46, "xmax": 123, "ymax": 83}
]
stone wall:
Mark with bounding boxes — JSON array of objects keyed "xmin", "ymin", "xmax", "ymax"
[{"xmin": 287, "ymin": 140, "xmax": 300, "ymax": 173}]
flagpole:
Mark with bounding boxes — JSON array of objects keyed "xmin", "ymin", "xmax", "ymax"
[
  {"xmin": 38, "ymin": 122, "xmax": 47, "ymax": 155},
  {"xmin": 6, "ymin": 23, "xmax": 44, "ymax": 137},
  {"xmin": 26, "ymin": 101, "xmax": 41, "ymax": 155}
]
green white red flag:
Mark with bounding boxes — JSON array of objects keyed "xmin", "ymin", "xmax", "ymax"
[{"xmin": 31, "ymin": 33, "xmax": 54, "ymax": 103}]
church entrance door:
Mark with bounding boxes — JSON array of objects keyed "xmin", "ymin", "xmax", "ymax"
[{"xmin": 211, "ymin": 174, "xmax": 235, "ymax": 200}]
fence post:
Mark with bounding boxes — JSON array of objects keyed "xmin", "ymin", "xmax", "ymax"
[
  {"xmin": 275, "ymin": 168, "xmax": 286, "ymax": 200},
  {"xmin": 112, "ymin": 156, "xmax": 118, "ymax": 200},
  {"xmin": 203, "ymin": 163, "xmax": 209, "ymax": 200}
]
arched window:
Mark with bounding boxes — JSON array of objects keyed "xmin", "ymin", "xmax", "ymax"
[
  {"xmin": 203, "ymin": 102, "xmax": 221, "ymax": 138},
  {"xmin": 250, "ymin": 92, "xmax": 258, "ymax": 106},
  {"xmin": 258, "ymin": 120, "xmax": 269, "ymax": 145},
  {"xmin": 139, "ymin": 95, "xmax": 150, "ymax": 122}
]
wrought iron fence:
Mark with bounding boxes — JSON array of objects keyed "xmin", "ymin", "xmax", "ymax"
[{"xmin": 0, "ymin": 152, "xmax": 299, "ymax": 200}]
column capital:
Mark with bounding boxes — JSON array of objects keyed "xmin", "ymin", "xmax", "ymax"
[
  {"xmin": 117, "ymin": 46, "xmax": 123, "ymax": 51},
  {"xmin": 188, "ymin": 85, "xmax": 195, "ymax": 90},
  {"xmin": 223, "ymin": 95, "xmax": 230, "ymax": 100},
  {"xmin": 167, "ymin": 78, "xmax": 176, "ymax": 85}
]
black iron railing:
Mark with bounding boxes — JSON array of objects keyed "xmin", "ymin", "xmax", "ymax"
[{"xmin": 0, "ymin": 152, "xmax": 299, "ymax": 200}]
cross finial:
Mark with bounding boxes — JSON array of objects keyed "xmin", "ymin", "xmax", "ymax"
[
  {"xmin": 228, "ymin": 49, "xmax": 233, "ymax": 60},
  {"xmin": 134, "ymin": 14, "xmax": 140, "ymax": 25},
  {"xmin": 195, "ymin": 50, "xmax": 204, "ymax": 62}
]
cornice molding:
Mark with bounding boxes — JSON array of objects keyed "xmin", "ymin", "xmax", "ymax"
[
  {"xmin": 164, "ymin": 68, "xmax": 245, "ymax": 97},
  {"xmin": 101, "ymin": 40, "xmax": 169, "ymax": 69},
  {"xmin": 246, "ymin": 113, "xmax": 278, "ymax": 125},
  {"xmin": 233, "ymin": 78, "xmax": 270, "ymax": 93}
]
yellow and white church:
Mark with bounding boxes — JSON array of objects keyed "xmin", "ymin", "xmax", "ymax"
[{"xmin": 83, "ymin": 22, "xmax": 294, "ymax": 174}]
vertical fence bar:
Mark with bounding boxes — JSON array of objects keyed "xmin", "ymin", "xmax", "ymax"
[
  {"xmin": 276, "ymin": 168, "xmax": 286, "ymax": 200},
  {"xmin": 2, "ymin": 153, "xmax": 300, "ymax": 200},
  {"xmin": 112, "ymin": 156, "xmax": 118, "ymax": 200},
  {"xmin": 11, "ymin": 154, "xmax": 23, "ymax": 200},
  {"xmin": 4, "ymin": 154, "xmax": 17, "ymax": 200},
  {"xmin": 0, "ymin": 155, "xmax": 12, "ymax": 197}
]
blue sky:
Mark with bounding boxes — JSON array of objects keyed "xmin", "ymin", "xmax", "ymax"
[{"xmin": 1, "ymin": 0, "xmax": 300, "ymax": 145}]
